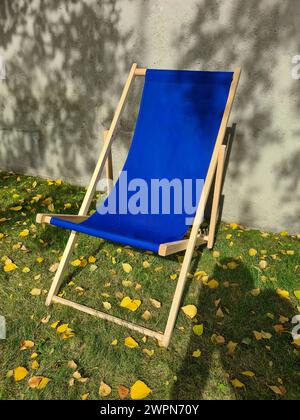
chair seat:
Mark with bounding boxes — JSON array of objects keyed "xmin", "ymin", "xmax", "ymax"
[{"xmin": 50, "ymin": 213, "xmax": 163, "ymax": 252}]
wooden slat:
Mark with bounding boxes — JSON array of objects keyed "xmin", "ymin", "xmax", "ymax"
[
  {"xmin": 52, "ymin": 296, "xmax": 164, "ymax": 341},
  {"xmin": 158, "ymin": 235, "xmax": 208, "ymax": 257},
  {"xmin": 207, "ymin": 145, "xmax": 226, "ymax": 249},
  {"xmin": 36, "ymin": 214, "xmax": 88, "ymax": 225},
  {"xmin": 135, "ymin": 68, "xmax": 146, "ymax": 76}
]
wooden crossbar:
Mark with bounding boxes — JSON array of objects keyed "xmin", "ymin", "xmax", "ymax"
[
  {"xmin": 36, "ymin": 64, "xmax": 241, "ymax": 347},
  {"xmin": 52, "ymin": 295, "xmax": 164, "ymax": 341}
]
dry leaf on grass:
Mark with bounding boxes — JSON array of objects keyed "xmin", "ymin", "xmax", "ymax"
[
  {"xmin": 20, "ymin": 340, "xmax": 34, "ymax": 350},
  {"xmin": 120, "ymin": 296, "xmax": 141, "ymax": 312},
  {"xmin": 122, "ymin": 263, "xmax": 132, "ymax": 273},
  {"xmin": 99, "ymin": 381, "xmax": 112, "ymax": 397},
  {"xmin": 231, "ymin": 379, "xmax": 245, "ymax": 389},
  {"xmin": 149, "ymin": 298, "xmax": 161, "ymax": 309},
  {"xmin": 181, "ymin": 304, "xmax": 197, "ymax": 319},
  {"xmin": 118, "ymin": 385, "xmax": 129, "ymax": 399},
  {"xmin": 14, "ymin": 367, "xmax": 29, "ymax": 382},
  {"xmin": 130, "ymin": 380, "xmax": 152, "ymax": 400},
  {"xmin": 28, "ymin": 376, "xmax": 50, "ymax": 389},
  {"xmin": 125, "ymin": 337, "xmax": 139, "ymax": 349},
  {"xmin": 192, "ymin": 324, "xmax": 204, "ymax": 336}
]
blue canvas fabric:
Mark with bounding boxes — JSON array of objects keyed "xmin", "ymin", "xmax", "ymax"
[{"xmin": 51, "ymin": 69, "xmax": 233, "ymax": 253}]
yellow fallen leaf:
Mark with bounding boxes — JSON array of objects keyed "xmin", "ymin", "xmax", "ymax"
[
  {"xmin": 276, "ymin": 288, "xmax": 290, "ymax": 299},
  {"xmin": 49, "ymin": 262, "xmax": 59, "ymax": 273},
  {"xmin": 73, "ymin": 371, "xmax": 82, "ymax": 380},
  {"xmin": 122, "ymin": 280, "xmax": 132, "ymax": 287},
  {"xmin": 31, "ymin": 360, "xmax": 39, "ymax": 370},
  {"xmin": 28, "ymin": 376, "xmax": 50, "ymax": 389},
  {"xmin": 251, "ymin": 288, "xmax": 261, "ymax": 297},
  {"xmin": 226, "ymin": 234, "xmax": 232, "ymax": 240},
  {"xmin": 143, "ymin": 261, "xmax": 150, "ymax": 268},
  {"xmin": 149, "ymin": 298, "xmax": 161, "ymax": 309},
  {"xmin": 211, "ymin": 334, "xmax": 225, "ymax": 345},
  {"xmin": 22, "ymin": 267, "xmax": 30, "ymax": 273},
  {"xmin": 227, "ymin": 261, "xmax": 238, "ymax": 270},
  {"xmin": 30, "ymin": 288, "xmax": 41, "ymax": 296},
  {"xmin": 20, "ymin": 340, "xmax": 35, "ymax": 350},
  {"xmin": 14, "ymin": 367, "xmax": 29, "ymax": 382},
  {"xmin": 230, "ymin": 223, "xmax": 238, "ymax": 230},
  {"xmin": 269, "ymin": 385, "xmax": 286, "ymax": 396},
  {"xmin": 193, "ymin": 324, "xmax": 204, "ymax": 336},
  {"xmin": 4, "ymin": 263, "xmax": 17, "ymax": 272},
  {"xmin": 0, "ymin": 233, "xmax": 5, "ymax": 239},
  {"xmin": 71, "ymin": 259, "xmax": 82, "ymax": 267},
  {"xmin": 294, "ymin": 290, "xmax": 300, "ymax": 300},
  {"xmin": 286, "ymin": 250, "xmax": 295, "ymax": 256},
  {"xmin": 181, "ymin": 304, "xmax": 197, "ymax": 319},
  {"xmin": 279, "ymin": 315, "xmax": 289, "ymax": 324},
  {"xmin": 99, "ymin": 381, "xmax": 112, "ymax": 397},
  {"xmin": 55, "ymin": 179, "xmax": 63, "ymax": 185},
  {"xmin": 194, "ymin": 271, "xmax": 208, "ymax": 279},
  {"xmin": 273, "ymin": 324, "xmax": 285, "ymax": 333},
  {"xmin": 249, "ymin": 248, "xmax": 258, "ymax": 257},
  {"xmin": 212, "ymin": 251, "xmax": 220, "ymax": 258},
  {"xmin": 231, "ymin": 379, "xmax": 245, "ymax": 389},
  {"xmin": 10, "ymin": 206, "xmax": 22, "ymax": 211},
  {"xmin": 192, "ymin": 349, "xmax": 202, "ymax": 358},
  {"xmin": 141, "ymin": 310, "xmax": 152, "ymax": 321},
  {"xmin": 130, "ymin": 380, "xmax": 152, "ymax": 400},
  {"xmin": 253, "ymin": 330, "xmax": 272, "ymax": 340},
  {"xmin": 36, "ymin": 257, "xmax": 44, "ymax": 263},
  {"xmin": 67, "ymin": 360, "xmax": 78, "ymax": 370},
  {"xmin": 30, "ymin": 353, "xmax": 38, "ymax": 360},
  {"xmin": 122, "ymin": 263, "xmax": 132, "ymax": 273},
  {"xmin": 227, "ymin": 341, "xmax": 238, "ymax": 355},
  {"xmin": 120, "ymin": 296, "xmax": 141, "ymax": 312},
  {"xmin": 88, "ymin": 256, "xmax": 96, "ymax": 263},
  {"xmin": 207, "ymin": 279, "xmax": 219, "ymax": 289},
  {"xmin": 19, "ymin": 229, "xmax": 29, "ymax": 237},
  {"xmin": 143, "ymin": 348, "xmax": 155, "ymax": 357},
  {"xmin": 81, "ymin": 393, "xmax": 89, "ymax": 400},
  {"xmin": 56, "ymin": 323, "xmax": 69, "ymax": 334},
  {"xmin": 125, "ymin": 336, "xmax": 139, "ymax": 349},
  {"xmin": 280, "ymin": 231, "xmax": 288, "ymax": 237},
  {"xmin": 242, "ymin": 371, "xmax": 255, "ymax": 378},
  {"xmin": 111, "ymin": 339, "xmax": 118, "ymax": 346},
  {"xmin": 259, "ymin": 260, "xmax": 268, "ymax": 270},
  {"xmin": 51, "ymin": 321, "xmax": 60, "ymax": 329},
  {"xmin": 103, "ymin": 302, "xmax": 112, "ymax": 311},
  {"xmin": 293, "ymin": 338, "xmax": 300, "ymax": 347}
]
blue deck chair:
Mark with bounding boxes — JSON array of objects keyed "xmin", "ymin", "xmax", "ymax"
[{"xmin": 37, "ymin": 64, "xmax": 240, "ymax": 347}]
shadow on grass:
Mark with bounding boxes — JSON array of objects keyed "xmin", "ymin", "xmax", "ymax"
[{"xmin": 172, "ymin": 259, "xmax": 300, "ymax": 400}]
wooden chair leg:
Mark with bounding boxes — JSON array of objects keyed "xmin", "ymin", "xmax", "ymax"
[
  {"xmin": 46, "ymin": 231, "xmax": 79, "ymax": 306},
  {"xmin": 207, "ymin": 145, "xmax": 226, "ymax": 249}
]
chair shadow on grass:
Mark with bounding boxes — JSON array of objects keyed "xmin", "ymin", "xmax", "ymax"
[{"xmin": 172, "ymin": 258, "xmax": 300, "ymax": 400}]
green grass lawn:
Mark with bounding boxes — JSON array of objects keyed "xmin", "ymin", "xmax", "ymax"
[{"xmin": 0, "ymin": 170, "xmax": 300, "ymax": 400}]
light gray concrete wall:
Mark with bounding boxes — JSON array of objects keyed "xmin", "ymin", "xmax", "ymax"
[{"xmin": 0, "ymin": 0, "xmax": 299, "ymax": 233}]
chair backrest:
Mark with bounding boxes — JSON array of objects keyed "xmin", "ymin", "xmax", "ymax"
[{"xmin": 97, "ymin": 69, "xmax": 234, "ymax": 250}]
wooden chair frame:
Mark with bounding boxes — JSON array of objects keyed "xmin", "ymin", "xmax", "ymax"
[{"xmin": 36, "ymin": 64, "xmax": 240, "ymax": 347}]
